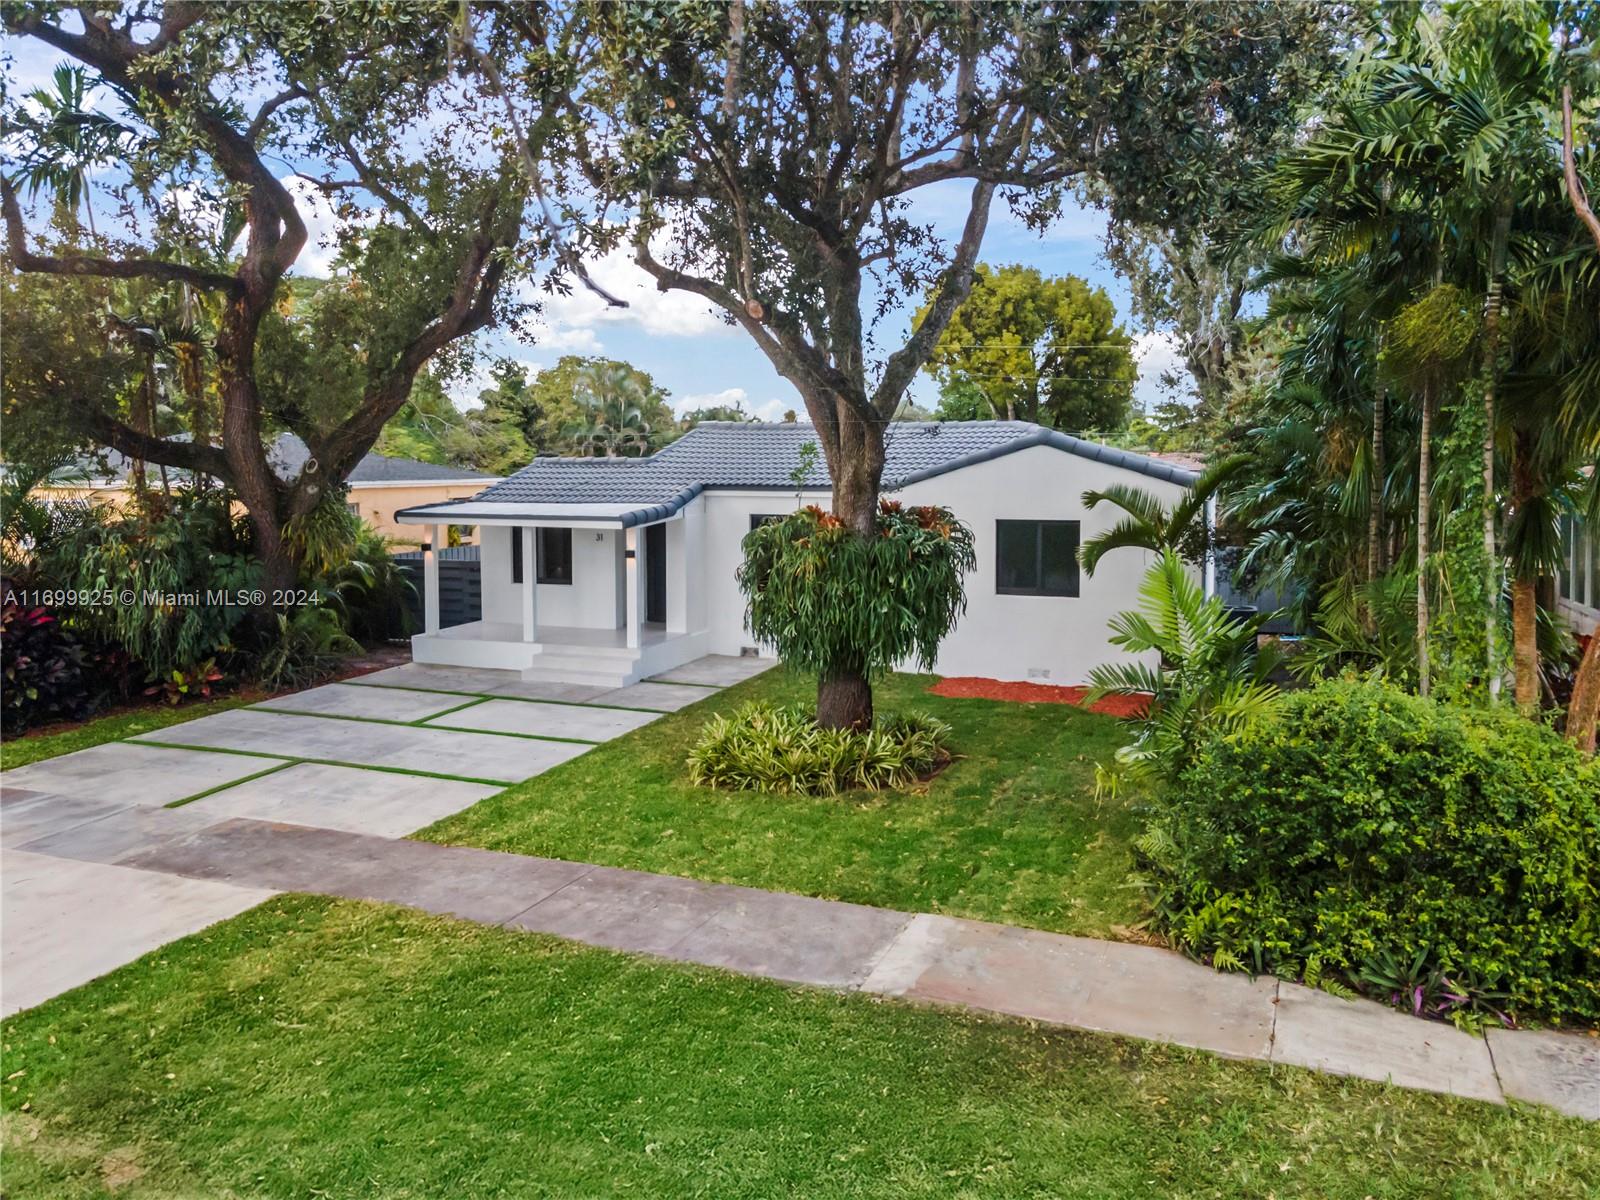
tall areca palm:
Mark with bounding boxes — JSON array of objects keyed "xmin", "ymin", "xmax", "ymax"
[
  {"xmin": 568, "ymin": 363, "xmax": 655, "ymax": 458},
  {"xmin": 7, "ymin": 65, "xmax": 129, "ymax": 237},
  {"xmin": 1384, "ymin": 2, "xmax": 1572, "ymax": 705}
]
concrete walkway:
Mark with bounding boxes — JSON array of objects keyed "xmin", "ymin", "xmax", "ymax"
[
  {"xmin": 3, "ymin": 655, "xmax": 1596, "ymax": 1120},
  {"xmin": 1, "ymin": 656, "xmax": 770, "ymax": 1015}
]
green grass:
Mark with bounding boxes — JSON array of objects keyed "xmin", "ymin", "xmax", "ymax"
[
  {"xmin": 5, "ymin": 898, "xmax": 1594, "ymax": 1200},
  {"xmin": 0, "ymin": 694, "xmax": 255, "ymax": 771},
  {"xmin": 422, "ymin": 670, "xmax": 1146, "ymax": 938}
]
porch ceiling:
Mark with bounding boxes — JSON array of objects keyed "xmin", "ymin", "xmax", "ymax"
[{"xmin": 395, "ymin": 491, "xmax": 700, "ymax": 529}]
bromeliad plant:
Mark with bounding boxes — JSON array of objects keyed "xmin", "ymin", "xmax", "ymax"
[
  {"xmin": 738, "ymin": 500, "xmax": 976, "ymax": 729},
  {"xmin": 688, "ymin": 701, "xmax": 952, "ymax": 797},
  {"xmin": 1086, "ymin": 550, "xmax": 1281, "ymax": 786}
]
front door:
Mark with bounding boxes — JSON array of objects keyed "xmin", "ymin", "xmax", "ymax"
[{"xmin": 645, "ymin": 523, "xmax": 667, "ymax": 625}]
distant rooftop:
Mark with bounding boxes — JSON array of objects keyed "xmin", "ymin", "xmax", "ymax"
[{"xmin": 79, "ymin": 433, "xmax": 495, "ymax": 486}]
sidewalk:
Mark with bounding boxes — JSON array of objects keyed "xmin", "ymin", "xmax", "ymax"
[{"xmin": 7, "ymin": 793, "xmax": 1595, "ymax": 1120}]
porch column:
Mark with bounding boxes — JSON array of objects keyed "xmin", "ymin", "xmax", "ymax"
[
  {"xmin": 625, "ymin": 525, "xmax": 641, "ymax": 650},
  {"xmin": 423, "ymin": 524, "xmax": 442, "ymax": 634},
  {"xmin": 520, "ymin": 525, "xmax": 538, "ymax": 643}
]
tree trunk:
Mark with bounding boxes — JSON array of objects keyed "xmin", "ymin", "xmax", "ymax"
[
  {"xmin": 1481, "ymin": 199, "xmax": 1512, "ymax": 701},
  {"xmin": 1416, "ymin": 383, "xmax": 1433, "ymax": 697},
  {"xmin": 1367, "ymin": 385, "xmax": 1386, "ymax": 583},
  {"xmin": 815, "ymin": 403, "xmax": 886, "ymax": 730},
  {"xmin": 1511, "ymin": 578, "xmax": 1538, "ymax": 713},
  {"xmin": 1509, "ymin": 430, "xmax": 1541, "ymax": 713},
  {"xmin": 818, "ymin": 669, "xmax": 873, "ymax": 731},
  {"xmin": 1567, "ymin": 630, "xmax": 1600, "ymax": 754}
]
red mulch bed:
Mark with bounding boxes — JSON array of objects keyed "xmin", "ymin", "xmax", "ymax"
[{"xmin": 928, "ymin": 676, "xmax": 1150, "ymax": 717}]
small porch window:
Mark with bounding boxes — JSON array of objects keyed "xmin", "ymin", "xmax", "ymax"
[{"xmin": 511, "ymin": 527, "xmax": 574, "ymax": 585}]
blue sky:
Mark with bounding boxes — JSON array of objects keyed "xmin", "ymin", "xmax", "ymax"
[
  {"xmin": 4, "ymin": 33, "xmax": 1190, "ymax": 424},
  {"xmin": 494, "ymin": 181, "xmax": 1188, "ymax": 422}
]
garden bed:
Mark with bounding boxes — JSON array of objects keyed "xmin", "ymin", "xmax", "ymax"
[{"xmin": 929, "ymin": 676, "xmax": 1150, "ymax": 717}]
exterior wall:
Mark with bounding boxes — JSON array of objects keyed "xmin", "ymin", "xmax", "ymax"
[
  {"xmin": 702, "ymin": 487, "xmax": 827, "ymax": 657},
  {"xmin": 480, "ymin": 523, "xmax": 626, "ymax": 631},
  {"xmin": 664, "ymin": 496, "xmax": 707, "ymax": 634},
  {"xmin": 899, "ymin": 445, "xmax": 1186, "ymax": 683},
  {"xmin": 695, "ymin": 447, "xmax": 1188, "ymax": 684},
  {"xmin": 347, "ymin": 482, "xmax": 492, "ymax": 545}
]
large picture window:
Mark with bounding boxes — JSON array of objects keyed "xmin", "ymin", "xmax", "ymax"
[
  {"xmin": 995, "ymin": 520, "xmax": 1080, "ymax": 597},
  {"xmin": 510, "ymin": 528, "xmax": 575, "ymax": 585}
]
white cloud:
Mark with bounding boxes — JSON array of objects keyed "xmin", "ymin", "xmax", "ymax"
[
  {"xmin": 674, "ymin": 386, "xmax": 748, "ymax": 417},
  {"xmin": 1132, "ymin": 331, "xmax": 1195, "ymax": 412},
  {"xmin": 523, "ymin": 224, "xmax": 734, "ymax": 347},
  {"xmin": 281, "ymin": 176, "xmax": 354, "ymax": 277},
  {"xmin": 527, "ymin": 324, "xmax": 603, "ymax": 354},
  {"xmin": 674, "ymin": 387, "xmax": 797, "ymax": 423}
]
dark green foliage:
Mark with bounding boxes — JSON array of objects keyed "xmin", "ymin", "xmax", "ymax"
[
  {"xmin": 687, "ymin": 702, "xmax": 951, "ymax": 797},
  {"xmin": 254, "ymin": 608, "xmax": 360, "ymax": 693},
  {"xmin": 737, "ymin": 502, "xmax": 976, "ymax": 679},
  {"xmin": 45, "ymin": 490, "xmax": 259, "ymax": 682},
  {"xmin": 0, "ymin": 599, "xmax": 92, "ymax": 734},
  {"xmin": 315, "ymin": 519, "xmax": 415, "ymax": 644},
  {"xmin": 1146, "ymin": 679, "xmax": 1600, "ymax": 1021}
]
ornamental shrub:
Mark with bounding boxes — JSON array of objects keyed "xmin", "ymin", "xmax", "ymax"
[
  {"xmin": 687, "ymin": 702, "xmax": 952, "ymax": 796},
  {"xmin": 738, "ymin": 500, "xmax": 976, "ymax": 727},
  {"xmin": 1143, "ymin": 678, "xmax": 1600, "ymax": 1022},
  {"xmin": 1, "ymin": 598, "xmax": 93, "ymax": 734}
]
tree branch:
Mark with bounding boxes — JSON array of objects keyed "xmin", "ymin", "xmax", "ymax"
[
  {"xmin": 247, "ymin": 85, "xmax": 308, "ymax": 142},
  {"xmin": 871, "ymin": 180, "xmax": 995, "ymax": 415},
  {"xmin": 83, "ymin": 410, "xmax": 232, "ymax": 482},
  {"xmin": 2, "ymin": 178, "xmax": 241, "ymax": 294},
  {"xmin": 1564, "ymin": 85, "xmax": 1600, "ymax": 254}
]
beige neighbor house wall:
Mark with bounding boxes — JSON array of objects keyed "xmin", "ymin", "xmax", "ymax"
[
  {"xmin": 33, "ymin": 479, "xmax": 489, "ymax": 547},
  {"xmin": 347, "ymin": 482, "xmax": 492, "ymax": 546}
]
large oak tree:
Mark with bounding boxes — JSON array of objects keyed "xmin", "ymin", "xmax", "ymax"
[
  {"xmin": 2, "ymin": 1, "xmax": 561, "ymax": 591},
  {"xmin": 521, "ymin": 0, "xmax": 1337, "ymax": 725}
]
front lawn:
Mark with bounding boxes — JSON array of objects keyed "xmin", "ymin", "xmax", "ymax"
[
  {"xmin": 5, "ymin": 896, "xmax": 1591, "ymax": 1199},
  {"xmin": 424, "ymin": 670, "xmax": 1145, "ymax": 938}
]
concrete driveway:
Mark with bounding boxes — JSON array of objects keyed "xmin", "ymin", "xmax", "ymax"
[{"xmin": 0, "ymin": 655, "xmax": 772, "ymax": 1016}]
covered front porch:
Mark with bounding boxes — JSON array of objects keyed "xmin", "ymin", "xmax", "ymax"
[{"xmin": 395, "ymin": 499, "xmax": 708, "ymax": 688}]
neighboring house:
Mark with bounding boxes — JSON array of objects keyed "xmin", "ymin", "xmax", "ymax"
[
  {"xmin": 1558, "ymin": 512, "xmax": 1599, "ymax": 637},
  {"xmin": 33, "ymin": 434, "xmax": 497, "ymax": 545},
  {"xmin": 396, "ymin": 421, "xmax": 1197, "ymax": 687}
]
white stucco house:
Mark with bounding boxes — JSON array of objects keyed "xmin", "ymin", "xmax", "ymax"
[{"xmin": 395, "ymin": 421, "xmax": 1198, "ymax": 687}]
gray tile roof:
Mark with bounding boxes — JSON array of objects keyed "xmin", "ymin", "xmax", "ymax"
[{"xmin": 473, "ymin": 421, "xmax": 1197, "ymax": 509}]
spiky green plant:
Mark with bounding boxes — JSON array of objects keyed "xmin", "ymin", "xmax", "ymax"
[
  {"xmin": 1086, "ymin": 550, "xmax": 1281, "ymax": 782},
  {"xmin": 1078, "ymin": 453, "xmax": 1249, "ymax": 575}
]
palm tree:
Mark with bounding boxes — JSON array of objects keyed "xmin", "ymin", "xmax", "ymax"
[
  {"xmin": 1384, "ymin": 2, "xmax": 1571, "ymax": 705},
  {"xmin": 1078, "ymin": 454, "xmax": 1249, "ymax": 577},
  {"xmin": 567, "ymin": 363, "xmax": 656, "ymax": 457},
  {"xmin": 8, "ymin": 65, "xmax": 129, "ymax": 237},
  {"xmin": 1085, "ymin": 550, "xmax": 1282, "ymax": 777}
]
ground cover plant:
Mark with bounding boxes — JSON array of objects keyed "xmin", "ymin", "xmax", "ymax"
[
  {"xmin": 1146, "ymin": 678, "xmax": 1600, "ymax": 1023},
  {"xmin": 687, "ymin": 701, "xmax": 951, "ymax": 796},
  {"xmin": 425, "ymin": 670, "xmax": 1144, "ymax": 940},
  {"xmin": 4, "ymin": 896, "xmax": 1594, "ymax": 1200}
]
